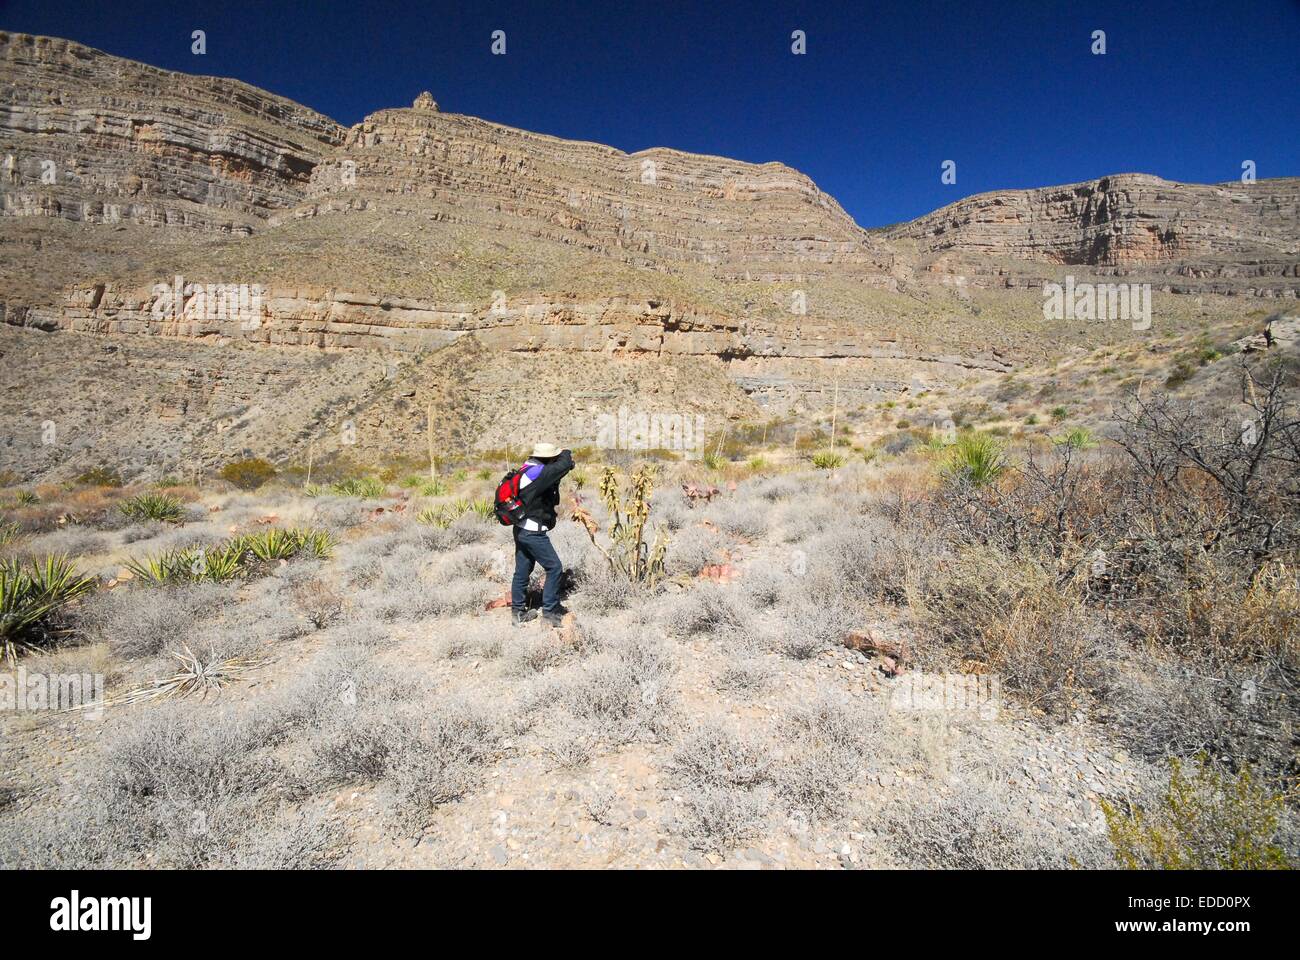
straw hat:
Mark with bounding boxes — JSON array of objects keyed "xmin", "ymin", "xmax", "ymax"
[{"xmin": 530, "ymin": 442, "xmax": 561, "ymax": 459}]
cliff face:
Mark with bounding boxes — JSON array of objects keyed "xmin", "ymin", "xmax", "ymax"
[
  {"xmin": 885, "ymin": 173, "xmax": 1300, "ymax": 293},
  {"xmin": 0, "ymin": 32, "xmax": 1297, "ymax": 480},
  {"xmin": 0, "ymin": 32, "xmax": 345, "ymax": 232}
]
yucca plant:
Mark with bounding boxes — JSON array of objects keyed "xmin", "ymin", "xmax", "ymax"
[
  {"xmin": 13, "ymin": 490, "xmax": 40, "ymax": 506},
  {"xmin": 119, "ymin": 492, "xmax": 186, "ymax": 524},
  {"xmin": 1051, "ymin": 426, "xmax": 1100, "ymax": 450},
  {"xmin": 0, "ymin": 521, "xmax": 20, "ymax": 549},
  {"xmin": 941, "ymin": 432, "xmax": 1007, "ymax": 487},
  {"xmin": 303, "ymin": 482, "xmax": 324, "ymax": 498},
  {"xmin": 811, "ymin": 450, "xmax": 846, "ymax": 469},
  {"xmin": 331, "ymin": 477, "xmax": 386, "ymax": 498},
  {"xmin": 467, "ymin": 498, "xmax": 495, "ymax": 522},
  {"xmin": 1, "ymin": 554, "xmax": 96, "ymax": 662},
  {"xmin": 571, "ymin": 466, "xmax": 669, "ymax": 586}
]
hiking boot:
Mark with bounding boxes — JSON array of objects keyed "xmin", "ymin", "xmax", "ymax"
[
  {"xmin": 541, "ymin": 605, "xmax": 568, "ymax": 627},
  {"xmin": 512, "ymin": 608, "xmax": 538, "ymax": 626}
]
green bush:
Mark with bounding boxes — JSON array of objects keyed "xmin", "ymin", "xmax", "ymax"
[
  {"xmin": 219, "ymin": 457, "xmax": 277, "ymax": 490},
  {"xmin": 119, "ymin": 493, "xmax": 186, "ymax": 524},
  {"xmin": 1, "ymin": 555, "xmax": 96, "ymax": 661},
  {"xmin": 1102, "ymin": 754, "xmax": 1293, "ymax": 870}
]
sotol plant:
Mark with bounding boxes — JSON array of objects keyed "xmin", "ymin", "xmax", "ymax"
[
  {"xmin": 941, "ymin": 432, "xmax": 1007, "ymax": 487},
  {"xmin": 571, "ymin": 466, "xmax": 669, "ymax": 586}
]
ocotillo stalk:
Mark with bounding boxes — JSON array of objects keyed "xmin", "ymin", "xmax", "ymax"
[
  {"xmin": 427, "ymin": 402, "xmax": 437, "ymax": 479},
  {"xmin": 830, "ymin": 379, "xmax": 839, "ymax": 449}
]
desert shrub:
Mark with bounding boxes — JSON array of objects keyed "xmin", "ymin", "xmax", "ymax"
[
  {"xmin": 290, "ymin": 578, "xmax": 345, "ymax": 629},
  {"xmin": 917, "ymin": 545, "xmax": 1105, "ymax": 712},
  {"xmin": 384, "ymin": 701, "xmax": 502, "ymax": 830},
  {"xmin": 309, "ymin": 495, "xmax": 370, "ymax": 530},
  {"xmin": 1102, "ymin": 754, "xmax": 1294, "ymax": 869},
  {"xmin": 877, "ymin": 779, "xmax": 1101, "ymax": 869},
  {"xmin": 74, "ymin": 581, "xmax": 235, "ymax": 658},
  {"xmin": 675, "ymin": 783, "xmax": 772, "ymax": 851},
  {"xmin": 670, "ymin": 722, "xmax": 774, "ymax": 850},
  {"xmin": 664, "ymin": 523, "xmax": 725, "ymax": 576},
  {"xmin": 672, "ymin": 723, "xmax": 772, "ymax": 789},
  {"xmin": 882, "ymin": 431, "xmax": 917, "ymax": 455},
  {"xmin": 661, "ymin": 583, "xmax": 755, "ymax": 644},
  {"xmin": 704, "ymin": 499, "xmax": 769, "ymax": 539},
  {"xmin": 549, "ymin": 636, "xmax": 675, "ymax": 746},
  {"xmin": 715, "ymin": 658, "xmax": 772, "ymax": 696},
  {"xmin": 119, "ymin": 493, "xmax": 185, "ymax": 524},
  {"xmin": 83, "ymin": 702, "xmax": 286, "ymax": 867},
  {"xmin": 218, "ymin": 458, "xmax": 277, "ymax": 490},
  {"xmin": 74, "ymin": 466, "xmax": 124, "ymax": 488},
  {"xmin": 776, "ymin": 744, "xmax": 861, "ymax": 822},
  {"xmin": 1, "ymin": 554, "xmax": 97, "ymax": 661},
  {"xmin": 504, "ymin": 635, "xmax": 566, "ymax": 676}
]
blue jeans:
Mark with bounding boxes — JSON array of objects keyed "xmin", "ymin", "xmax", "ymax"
[{"xmin": 512, "ymin": 528, "xmax": 563, "ymax": 612}]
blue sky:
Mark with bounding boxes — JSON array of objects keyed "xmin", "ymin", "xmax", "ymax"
[{"xmin": 2, "ymin": 0, "xmax": 1297, "ymax": 226}]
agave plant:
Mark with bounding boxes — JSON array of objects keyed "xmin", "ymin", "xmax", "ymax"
[
  {"xmin": 1, "ymin": 554, "xmax": 96, "ymax": 662},
  {"xmin": 119, "ymin": 492, "xmax": 186, "ymax": 524},
  {"xmin": 571, "ymin": 466, "xmax": 668, "ymax": 587}
]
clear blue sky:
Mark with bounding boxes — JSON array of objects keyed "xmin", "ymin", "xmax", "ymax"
[{"xmin": 2, "ymin": 0, "xmax": 1297, "ymax": 227}]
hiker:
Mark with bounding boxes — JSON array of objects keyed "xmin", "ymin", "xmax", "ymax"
[{"xmin": 497, "ymin": 442, "xmax": 574, "ymax": 626}]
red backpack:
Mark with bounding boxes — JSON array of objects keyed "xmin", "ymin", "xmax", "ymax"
[{"xmin": 493, "ymin": 463, "xmax": 530, "ymax": 526}]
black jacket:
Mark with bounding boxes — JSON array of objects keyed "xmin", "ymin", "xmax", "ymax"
[{"xmin": 518, "ymin": 449, "xmax": 574, "ymax": 529}]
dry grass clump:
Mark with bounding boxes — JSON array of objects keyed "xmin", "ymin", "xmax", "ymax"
[
  {"xmin": 917, "ymin": 545, "xmax": 1107, "ymax": 712},
  {"xmin": 874, "ymin": 777, "xmax": 1108, "ymax": 869}
]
